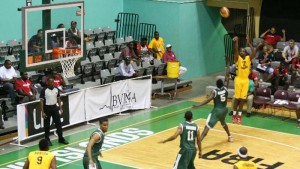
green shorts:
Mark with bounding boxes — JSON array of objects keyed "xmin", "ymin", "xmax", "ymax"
[
  {"xmin": 173, "ymin": 148, "xmax": 196, "ymax": 169},
  {"xmin": 83, "ymin": 156, "xmax": 101, "ymax": 169},
  {"xmin": 206, "ymin": 108, "xmax": 228, "ymax": 128}
]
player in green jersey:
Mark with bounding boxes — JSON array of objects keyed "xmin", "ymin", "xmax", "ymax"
[
  {"xmin": 83, "ymin": 118, "xmax": 109, "ymax": 169},
  {"xmin": 193, "ymin": 56, "xmax": 233, "ymax": 142},
  {"xmin": 159, "ymin": 111, "xmax": 201, "ymax": 169}
]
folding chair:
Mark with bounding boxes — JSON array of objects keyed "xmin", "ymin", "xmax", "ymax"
[
  {"xmin": 266, "ymin": 90, "xmax": 289, "ymax": 117},
  {"xmin": 252, "ymin": 87, "xmax": 272, "ymax": 115},
  {"xmin": 283, "ymin": 92, "xmax": 300, "ymax": 120},
  {"xmin": 100, "ymin": 69, "xmax": 114, "ymax": 84}
]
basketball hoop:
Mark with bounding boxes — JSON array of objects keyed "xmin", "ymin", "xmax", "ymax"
[
  {"xmin": 53, "ymin": 48, "xmax": 81, "ymax": 78},
  {"xmin": 60, "ymin": 57, "xmax": 78, "ymax": 78}
]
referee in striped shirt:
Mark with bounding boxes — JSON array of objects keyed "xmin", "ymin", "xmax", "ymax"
[{"xmin": 40, "ymin": 78, "xmax": 68, "ymax": 146}]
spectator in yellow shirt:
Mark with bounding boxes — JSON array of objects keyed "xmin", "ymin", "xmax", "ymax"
[{"xmin": 149, "ymin": 31, "xmax": 165, "ymax": 60}]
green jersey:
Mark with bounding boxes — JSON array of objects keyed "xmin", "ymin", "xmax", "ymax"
[
  {"xmin": 213, "ymin": 86, "xmax": 228, "ymax": 108},
  {"xmin": 84, "ymin": 128, "xmax": 105, "ymax": 157},
  {"xmin": 180, "ymin": 121, "xmax": 199, "ymax": 150}
]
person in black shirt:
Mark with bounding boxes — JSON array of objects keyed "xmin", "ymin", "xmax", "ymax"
[{"xmin": 40, "ymin": 78, "xmax": 68, "ymax": 146}]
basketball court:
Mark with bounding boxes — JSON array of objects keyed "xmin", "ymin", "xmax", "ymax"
[{"xmin": 1, "ymin": 98, "xmax": 299, "ymax": 169}]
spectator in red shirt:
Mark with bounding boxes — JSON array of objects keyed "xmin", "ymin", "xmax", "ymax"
[
  {"xmin": 291, "ymin": 57, "xmax": 300, "ymax": 85},
  {"xmin": 267, "ymin": 62, "xmax": 289, "ymax": 91},
  {"xmin": 260, "ymin": 27, "xmax": 286, "ymax": 50},
  {"xmin": 163, "ymin": 44, "xmax": 187, "ymax": 75},
  {"xmin": 46, "ymin": 70, "xmax": 79, "ymax": 93},
  {"xmin": 15, "ymin": 72, "xmax": 37, "ymax": 103},
  {"xmin": 137, "ymin": 38, "xmax": 154, "ymax": 64}
]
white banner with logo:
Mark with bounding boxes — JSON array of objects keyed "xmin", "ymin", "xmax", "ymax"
[
  {"xmin": 85, "ymin": 84, "xmax": 112, "ymax": 121},
  {"xmin": 85, "ymin": 78, "xmax": 151, "ymax": 120}
]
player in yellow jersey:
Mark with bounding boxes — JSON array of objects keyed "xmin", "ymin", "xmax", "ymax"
[
  {"xmin": 232, "ymin": 36, "xmax": 260, "ymax": 125},
  {"xmin": 23, "ymin": 139, "xmax": 57, "ymax": 169},
  {"xmin": 233, "ymin": 146, "xmax": 257, "ymax": 169}
]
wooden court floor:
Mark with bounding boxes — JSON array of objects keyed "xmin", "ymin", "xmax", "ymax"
[{"xmin": 0, "ymin": 99, "xmax": 299, "ymax": 169}]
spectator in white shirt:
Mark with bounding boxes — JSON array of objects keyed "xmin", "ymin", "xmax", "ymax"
[
  {"xmin": 282, "ymin": 39, "xmax": 299, "ymax": 64},
  {"xmin": 116, "ymin": 56, "xmax": 138, "ymax": 81},
  {"xmin": 0, "ymin": 60, "xmax": 17, "ymax": 105}
]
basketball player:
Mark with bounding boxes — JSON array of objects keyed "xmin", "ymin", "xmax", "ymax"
[
  {"xmin": 233, "ymin": 146, "xmax": 258, "ymax": 169},
  {"xmin": 23, "ymin": 139, "xmax": 57, "ymax": 169},
  {"xmin": 82, "ymin": 118, "xmax": 109, "ymax": 169},
  {"xmin": 232, "ymin": 36, "xmax": 259, "ymax": 125},
  {"xmin": 193, "ymin": 56, "xmax": 233, "ymax": 142},
  {"xmin": 159, "ymin": 111, "xmax": 201, "ymax": 169}
]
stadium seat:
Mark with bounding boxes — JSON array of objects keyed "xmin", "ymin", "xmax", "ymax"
[
  {"xmin": 125, "ymin": 36, "xmax": 133, "ymax": 43},
  {"xmin": 91, "ymin": 55, "xmax": 105, "ymax": 79},
  {"xmin": 79, "ymin": 59, "xmax": 94, "ymax": 84},
  {"xmin": 93, "ymin": 27, "xmax": 105, "ymax": 42},
  {"xmin": 252, "ymin": 38, "xmax": 264, "ymax": 47},
  {"xmin": 276, "ymin": 42, "xmax": 288, "ymax": 51},
  {"xmin": 102, "ymin": 26, "xmax": 115, "ymax": 40},
  {"xmin": 7, "ymin": 39, "xmax": 22, "ymax": 57},
  {"xmin": 104, "ymin": 53, "xmax": 118, "ymax": 69},
  {"xmin": 283, "ymin": 92, "xmax": 300, "ymax": 120},
  {"xmin": 0, "ymin": 41, "xmax": 9, "ymax": 57},
  {"xmin": 100, "ymin": 69, "xmax": 114, "ymax": 84},
  {"xmin": 105, "ymin": 39, "xmax": 116, "ymax": 53},
  {"xmin": 86, "ymin": 42, "xmax": 97, "ymax": 58}
]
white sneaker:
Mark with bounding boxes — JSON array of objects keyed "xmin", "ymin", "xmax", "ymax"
[{"xmin": 228, "ymin": 136, "xmax": 233, "ymax": 142}]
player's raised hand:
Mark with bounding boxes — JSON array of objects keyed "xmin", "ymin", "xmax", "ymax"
[
  {"xmin": 232, "ymin": 36, "xmax": 239, "ymax": 42},
  {"xmin": 158, "ymin": 140, "xmax": 166, "ymax": 144}
]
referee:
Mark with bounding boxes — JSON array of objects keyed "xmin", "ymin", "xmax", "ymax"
[{"xmin": 40, "ymin": 78, "xmax": 68, "ymax": 146}]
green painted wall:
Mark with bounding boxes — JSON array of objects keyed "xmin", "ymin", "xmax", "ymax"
[
  {"xmin": 0, "ymin": 0, "xmax": 123, "ymax": 42},
  {"xmin": 123, "ymin": 0, "xmax": 228, "ymax": 79}
]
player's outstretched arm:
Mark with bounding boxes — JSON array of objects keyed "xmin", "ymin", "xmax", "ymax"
[
  {"xmin": 23, "ymin": 158, "xmax": 29, "ymax": 169},
  {"xmin": 51, "ymin": 156, "xmax": 57, "ymax": 169},
  {"xmin": 193, "ymin": 91, "xmax": 214, "ymax": 109},
  {"xmin": 196, "ymin": 129, "xmax": 202, "ymax": 158},
  {"xmin": 87, "ymin": 134, "xmax": 100, "ymax": 168},
  {"xmin": 159, "ymin": 125, "xmax": 182, "ymax": 143},
  {"xmin": 233, "ymin": 36, "xmax": 239, "ymax": 63}
]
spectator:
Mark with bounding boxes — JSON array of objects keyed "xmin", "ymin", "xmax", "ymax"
[
  {"xmin": 0, "ymin": 60, "xmax": 17, "ymax": 105},
  {"xmin": 28, "ymin": 29, "xmax": 43, "ymax": 53},
  {"xmin": 257, "ymin": 45, "xmax": 274, "ymax": 79},
  {"xmin": 115, "ymin": 56, "xmax": 138, "ymax": 81},
  {"xmin": 120, "ymin": 41, "xmax": 140, "ymax": 65},
  {"xmin": 137, "ymin": 37, "xmax": 154, "ymax": 64},
  {"xmin": 50, "ymin": 33, "xmax": 60, "ymax": 49},
  {"xmin": 233, "ymin": 146, "xmax": 257, "ymax": 169},
  {"xmin": 282, "ymin": 39, "xmax": 299, "ymax": 64},
  {"xmin": 45, "ymin": 70, "xmax": 79, "ymax": 93},
  {"xmin": 56, "ymin": 23, "xmax": 67, "ymax": 45},
  {"xmin": 149, "ymin": 31, "xmax": 165, "ymax": 60},
  {"xmin": 68, "ymin": 21, "xmax": 81, "ymax": 44},
  {"xmin": 267, "ymin": 62, "xmax": 289, "ymax": 92},
  {"xmin": 291, "ymin": 56, "xmax": 300, "ymax": 85},
  {"xmin": 231, "ymin": 72, "xmax": 257, "ymax": 117},
  {"xmin": 15, "ymin": 72, "xmax": 37, "ymax": 103},
  {"xmin": 260, "ymin": 27, "xmax": 286, "ymax": 50},
  {"xmin": 163, "ymin": 44, "xmax": 187, "ymax": 75}
]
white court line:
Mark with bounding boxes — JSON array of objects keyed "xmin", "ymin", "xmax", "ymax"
[{"xmin": 101, "ymin": 159, "xmax": 140, "ymax": 169}]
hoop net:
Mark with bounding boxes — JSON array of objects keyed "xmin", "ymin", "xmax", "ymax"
[{"xmin": 60, "ymin": 58, "xmax": 78, "ymax": 78}]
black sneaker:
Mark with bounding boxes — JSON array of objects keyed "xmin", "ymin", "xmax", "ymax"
[
  {"xmin": 229, "ymin": 111, "xmax": 233, "ymax": 116},
  {"xmin": 0, "ymin": 125, "xmax": 4, "ymax": 129},
  {"xmin": 246, "ymin": 113, "xmax": 251, "ymax": 117},
  {"xmin": 58, "ymin": 139, "xmax": 69, "ymax": 145}
]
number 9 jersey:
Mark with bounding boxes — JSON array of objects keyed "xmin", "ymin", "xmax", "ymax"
[{"xmin": 28, "ymin": 151, "xmax": 55, "ymax": 169}]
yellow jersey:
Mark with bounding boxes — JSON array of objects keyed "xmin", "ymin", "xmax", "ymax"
[
  {"xmin": 28, "ymin": 150, "xmax": 55, "ymax": 169},
  {"xmin": 148, "ymin": 37, "xmax": 165, "ymax": 59},
  {"xmin": 236, "ymin": 55, "xmax": 251, "ymax": 79},
  {"xmin": 234, "ymin": 160, "xmax": 258, "ymax": 169}
]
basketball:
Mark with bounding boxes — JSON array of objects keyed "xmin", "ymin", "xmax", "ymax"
[{"xmin": 220, "ymin": 7, "xmax": 230, "ymax": 18}]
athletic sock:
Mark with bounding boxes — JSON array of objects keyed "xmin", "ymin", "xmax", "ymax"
[
  {"xmin": 233, "ymin": 111, "xmax": 237, "ymax": 115},
  {"xmin": 238, "ymin": 111, "xmax": 242, "ymax": 116}
]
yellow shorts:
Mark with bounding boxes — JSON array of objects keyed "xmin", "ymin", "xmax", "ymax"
[{"xmin": 234, "ymin": 77, "xmax": 249, "ymax": 99}]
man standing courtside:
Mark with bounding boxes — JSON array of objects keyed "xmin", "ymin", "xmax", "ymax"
[
  {"xmin": 159, "ymin": 111, "xmax": 201, "ymax": 169},
  {"xmin": 40, "ymin": 78, "xmax": 68, "ymax": 146}
]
